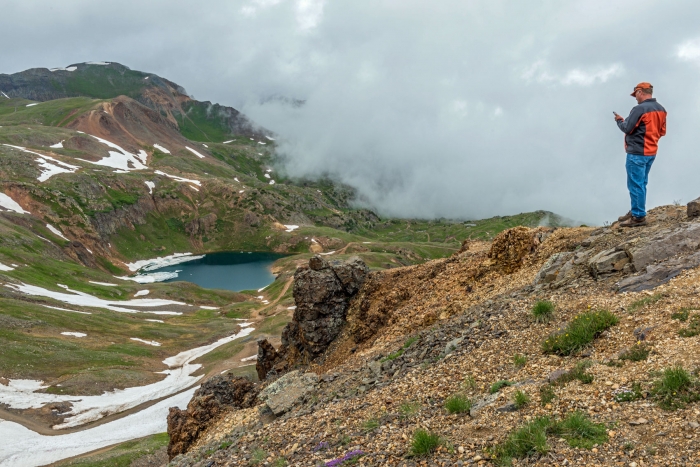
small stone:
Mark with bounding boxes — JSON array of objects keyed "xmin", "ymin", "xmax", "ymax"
[
  {"xmin": 458, "ymin": 446, "xmax": 465, "ymax": 454},
  {"xmin": 629, "ymin": 418, "xmax": 648, "ymax": 425},
  {"xmin": 473, "ymin": 455, "xmax": 483, "ymax": 461},
  {"xmin": 689, "ymin": 421, "xmax": 700, "ymax": 429},
  {"xmin": 629, "ymin": 462, "xmax": 638, "ymax": 467}
]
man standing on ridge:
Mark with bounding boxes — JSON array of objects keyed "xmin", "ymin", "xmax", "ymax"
[{"xmin": 613, "ymin": 82, "xmax": 667, "ymax": 227}]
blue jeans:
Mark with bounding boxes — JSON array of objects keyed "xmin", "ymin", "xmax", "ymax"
[{"xmin": 626, "ymin": 154, "xmax": 655, "ymax": 218}]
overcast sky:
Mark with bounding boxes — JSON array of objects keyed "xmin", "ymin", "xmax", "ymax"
[{"xmin": 3, "ymin": 0, "xmax": 700, "ymax": 224}]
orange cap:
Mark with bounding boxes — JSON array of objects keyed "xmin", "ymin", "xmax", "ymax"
[{"xmin": 631, "ymin": 82, "xmax": 653, "ymax": 96}]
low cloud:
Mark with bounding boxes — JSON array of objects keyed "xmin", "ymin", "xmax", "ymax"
[{"xmin": 2, "ymin": 0, "xmax": 700, "ymax": 225}]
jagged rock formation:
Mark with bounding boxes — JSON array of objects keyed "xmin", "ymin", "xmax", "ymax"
[
  {"xmin": 256, "ymin": 255, "xmax": 369, "ymax": 379},
  {"xmin": 167, "ymin": 374, "xmax": 258, "ymax": 460}
]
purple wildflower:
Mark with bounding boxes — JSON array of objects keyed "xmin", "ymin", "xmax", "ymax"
[
  {"xmin": 324, "ymin": 450, "xmax": 364, "ymax": 466},
  {"xmin": 313, "ymin": 441, "xmax": 330, "ymax": 452}
]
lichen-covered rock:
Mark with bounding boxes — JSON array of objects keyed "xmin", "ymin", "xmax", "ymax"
[
  {"xmin": 258, "ymin": 370, "xmax": 318, "ymax": 416},
  {"xmin": 167, "ymin": 375, "xmax": 258, "ymax": 459},
  {"xmin": 534, "ymin": 252, "xmax": 574, "ymax": 285},
  {"xmin": 588, "ymin": 248, "xmax": 629, "ymax": 276}
]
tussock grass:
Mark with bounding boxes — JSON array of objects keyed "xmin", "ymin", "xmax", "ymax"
[
  {"xmin": 542, "ymin": 310, "xmax": 619, "ymax": 356},
  {"xmin": 652, "ymin": 366, "xmax": 700, "ymax": 410},
  {"xmin": 490, "ymin": 380, "xmax": 515, "ymax": 394},
  {"xmin": 512, "ymin": 353, "xmax": 527, "ymax": 368},
  {"xmin": 531, "ymin": 300, "xmax": 555, "ymax": 323},
  {"xmin": 492, "ymin": 412, "xmax": 608, "ymax": 465},
  {"xmin": 361, "ymin": 418, "xmax": 379, "ymax": 433},
  {"xmin": 628, "ymin": 293, "xmax": 662, "ymax": 313},
  {"xmin": 399, "ymin": 401, "xmax": 421, "ymax": 418},
  {"xmin": 618, "ymin": 343, "xmax": 651, "ymax": 362},
  {"xmin": 678, "ymin": 314, "xmax": 700, "ymax": 337},
  {"xmin": 513, "ymin": 390, "xmax": 530, "ymax": 409},
  {"xmin": 410, "ymin": 429, "xmax": 441, "ymax": 456},
  {"xmin": 539, "ymin": 385, "xmax": 556, "ymax": 406},
  {"xmin": 444, "ymin": 394, "xmax": 472, "ymax": 414}
]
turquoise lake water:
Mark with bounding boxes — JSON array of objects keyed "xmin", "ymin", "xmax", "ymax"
[{"xmin": 150, "ymin": 252, "xmax": 285, "ymax": 292}]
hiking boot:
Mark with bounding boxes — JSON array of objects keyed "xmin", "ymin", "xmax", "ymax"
[
  {"xmin": 619, "ymin": 216, "xmax": 647, "ymax": 228},
  {"xmin": 618, "ymin": 211, "xmax": 632, "ymax": 222}
]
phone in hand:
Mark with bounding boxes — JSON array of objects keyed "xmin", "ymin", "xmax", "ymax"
[{"xmin": 613, "ymin": 111, "xmax": 619, "ymax": 116}]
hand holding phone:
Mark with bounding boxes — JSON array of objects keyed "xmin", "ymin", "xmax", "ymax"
[{"xmin": 613, "ymin": 111, "xmax": 623, "ymax": 121}]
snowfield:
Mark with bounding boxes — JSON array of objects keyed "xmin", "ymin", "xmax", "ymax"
[
  {"xmin": 61, "ymin": 332, "xmax": 86, "ymax": 338},
  {"xmin": 0, "ymin": 325, "xmax": 254, "ymax": 432},
  {"xmin": 46, "ymin": 224, "xmax": 68, "ymax": 241},
  {"xmin": 50, "ymin": 140, "xmax": 64, "ymax": 148},
  {"xmin": 117, "ymin": 271, "xmax": 181, "ymax": 284},
  {"xmin": 153, "ymin": 143, "xmax": 170, "ymax": 154},
  {"xmin": 154, "ymin": 170, "xmax": 202, "ymax": 187},
  {"xmin": 4, "ymin": 282, "xmax": 186, "ymax": 313},
  {"xmin": 145, "ymin": 181, "xmax": 155, "ymax": 194},
  {"xmin": 0, "ymin": 263, "xmax": 15, "ymax": 271}
]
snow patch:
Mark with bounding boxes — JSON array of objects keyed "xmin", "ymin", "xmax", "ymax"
[
  {"xmin": 257, "ymin": 141, "xmax": 266, "ymax": 145},
  {"xmin": 61, "ymin": 332, "xmax": 86, "ymax": 338},
  {"xmin": 319, "ymin": 251, "xmax": 336, "ymax": 256},
  {"xmin": 202, "ymin": 144, "xmax": 208, "ymax": 148},
  {"xmin": 50, "ymin": 140, "xmax": 64, "ymax": 149},
  {"xmin": 185, "ymin": 146, "xmax": 205, "ymax": 159},
  {"xmin": 241, "ymin": 355, "xmax": 257, "ymax": 362},
  {"xmin": 46, "ymin": 224, "xmax": 68, "ymax": 241},
  {"xmin": 134, "ymin": 290, "xmax": 149, "ymax": 297},
  {"xmin": 199, "ymin": 306, "xmax": 219, "ymax": 310},
  {"xmin": 0, "ymin": 193, "xmax": 30, "ymax": 214},
  {"xmin": 269, "ymin": 180, "xmax": 275, "ymax": 185},
  {"xmin": 26, "ymin": 103, "xmax": 39, "ymax": 107},
  {"xmin": 42, "ymin": 305, "xmax": 91, "ymax": 315},
  {"xmin": 145, "ymin": 319, "xmax": 163, "ymax": 323},
  {"xmin": 265, "ymin": 135, "xmax": 275, "ymax": 141},
  {"xmin": 0, "ymin": 262, "xmax": 15, "ymax": 271},
  {"xmin": 116, "ymin": 271, "xmax": 180, "ymax": 284},
  {"xmin": 264, "ymin": 173, "xmax": 271, "ymax": 179},
  {"xmin": 284, "ymin": 225, "xmax": 299, "ymax": 232},
  {"xmin": 154, "ymin": 170, "xmax": 201, "ymax": 187},
  {"xmin": 6, "ymin": 283, "xmax": 185, "ymax": 314},
  {"xmin": 223, "ymin": 140, "xmax": 234, "ymax": 144},
  {"xmin": 76, "ymin": 134, "xmax": 148, "ymax": 171},
  {"xmin": 287, "ymin": 306, "xmax": 297, "ymax": 310},
  {"xmin": 1, "ymin": 91, "xmax": 9, "ymax": 98},
  {"xmin": 86, "ymin": 61, "xmax": 110, "ymax": 65},
  {"xmin": 88, "ymin": 281, "xmax": 118, "ymax": 287},
  {"xmin": 125, "ymin": 252, "xmax": 203, "ymax": 272},
  {"xmin": 2, "ymin": 144, "xmax": 81, "ymax": 182},
  {"xmin": 153, "ymin": 143, "xmax": 170, "ymax": 154},
  {"xmin": 144, "ymin": 181, "xmax": 155, "ymax": 194},
  {"xmin": 131, "ymin": 338, "xmax": 161, "ymax": 347}
]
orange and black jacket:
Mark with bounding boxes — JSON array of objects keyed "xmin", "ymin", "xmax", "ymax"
[{"xmin": 616, "ymin": 98, "xmax": 666, "ymax": 156}]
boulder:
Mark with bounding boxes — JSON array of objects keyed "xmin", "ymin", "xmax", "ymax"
[
  {"xmin": 258, "ymin": 370, "xmax": 318, "ymax": 416},
  {"xmin": 534, "ymin": 252, "xmax": 573, "ymax": 285},
  {"xmin": 688, "ymin": 197, "xmax": 700, "ymax": 218},
  {"xmin": 167, "ymin": 374, "xmax": 258, "ymax": 459},
  {"xmin": 588, "ymin": 248, "xmax": 629, "ymax": 276}
]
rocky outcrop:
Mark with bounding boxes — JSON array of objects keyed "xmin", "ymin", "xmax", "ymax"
[
  {"xmin": 256, "ymin": 338, "xmax": 281, "ymax": 381},
  {"xmin": 167, "ymin": 375, "xmax": 258, "ymax": 460},
  {"xmin": 257, "ymin": 370, "xmax": 318, "ymax": 416},
  {"xmin": 488, "ymin": 226, "xmax": 551, "ymax": 273},
  {"xmin": 185, "ymin": 213, "xmax": 217, "ymax": 237},
  {"xmin": 588, "ymin": 248, "xmax": 629, "ymax": 277},
  {"xmin": 688, "ymin": 197, "xmax": 700, "ymax": 218},
  {"xmin": 256, "ymin": 256, "xmax": 369, "ymax": 379}
]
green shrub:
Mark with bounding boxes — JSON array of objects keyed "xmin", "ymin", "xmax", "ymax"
[
  {"xmin": 445, "ymin": 394, "xmax": 472, "ymax": 414},
  {"xmin": 250, "ymin": 448, "xmax": 267, "ymax": 465},
  {"xmin": 404, "ymin": 336, "xmax": 419, "ymax": 348},
  {"xmin": 462, "ymin": 374, "xmax": 477, "ymax": 390},
  {"xmin": 513, "ymin": 390, "xmax": 530, "ymax": 409},
  {"xmin": 541, "ymin": 310, "xmax": 619, "ymax": 356},
  {"xmin": 678, "ymin": 314, "xmax": 700, "ymax": 337},
  {"xmin": 618, "ymin": 343, "xmax": 650, "ymax": 362},
  {"xmin": 512, "ymin": 354, "xmax": 527, "ymax": 368},
  {"xmin": 671, "ymin": 308, "xmax": 691, "ymax": 322},
  {"xmin": 549, "ymin": 411, "xmax": 608, "ymax": 449},
  {"xmin": 539, "ymin": 385, "xmax": 556, "ymax": 406},
  {"xmin": 410, "ymin": 429, "xmax": 441, "ymax": 456},
  {"xmin": 490, "ymin": 380, "xmax": 515, "ymax": 394},
  {"xmin": 532, "ymin": 300, "xmax": 555, "ymax": 323},
  {"xmin": 652, "ymin": 366, "xmax": 699, "ymax": 410}
]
